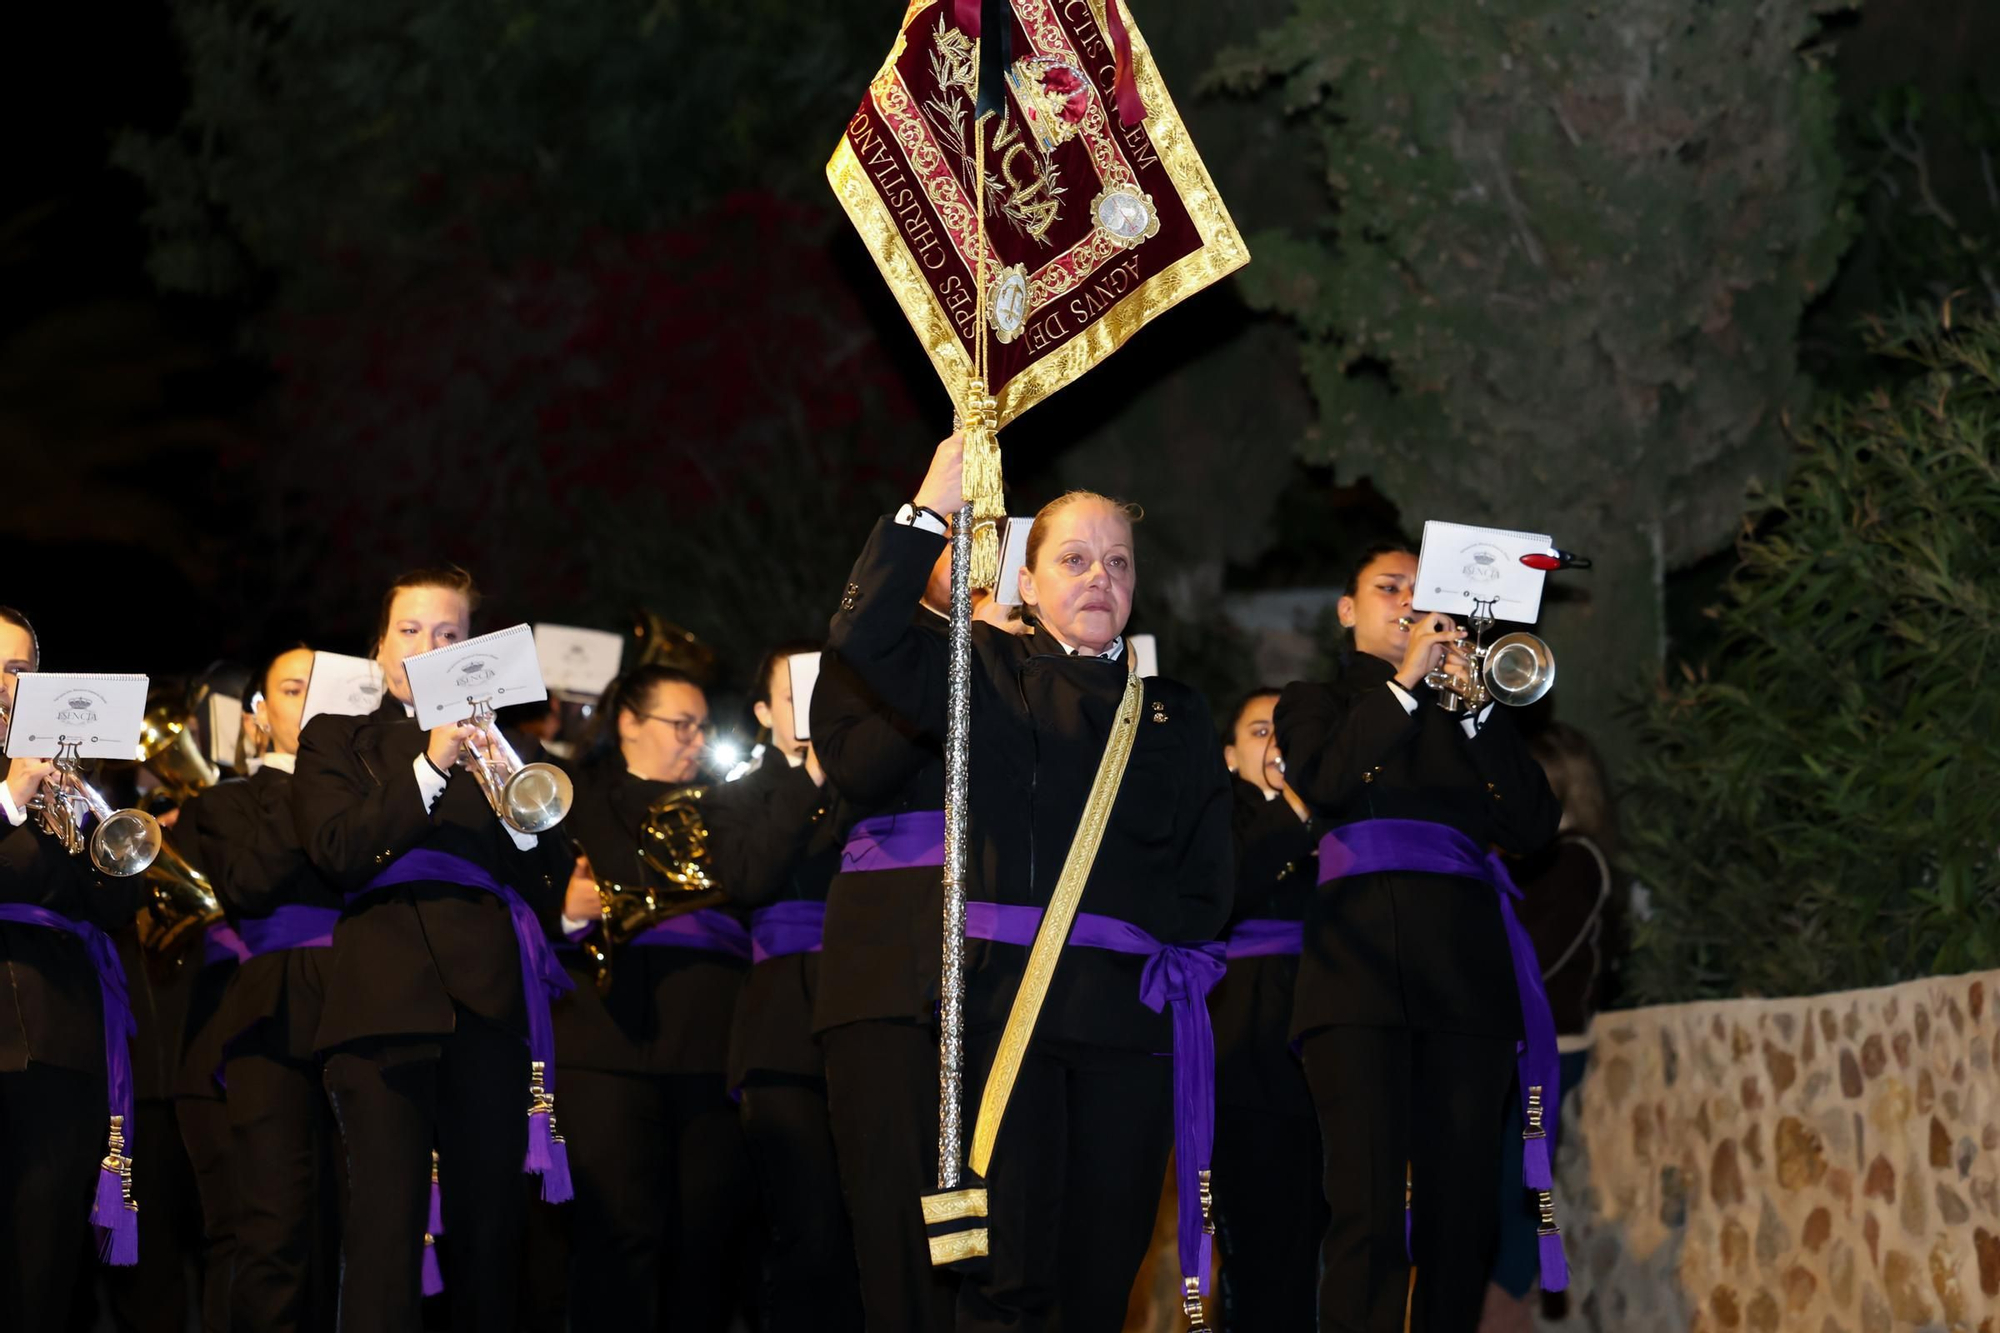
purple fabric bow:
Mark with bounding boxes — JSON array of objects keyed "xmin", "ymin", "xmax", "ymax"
[
  {"xmin": 628, "ymin": 909, "xmax": 752, "ymax": 961},
  {"xmin": 1318, "ymin": 818, "xmax": 1569, "ymax": 1291},
  {"xmin": 1223, "ymin": 918, "xmax": 1304, "ymax": 959},
  {"xmin": 0, "ymin": 903, "xmax": 140, "ymax": 1264},
  {"xmin": 963, "ymin": 902, "xmax": 1228, "ymax": 1298},
  {"xmin": 361, "ymin": 848, "xmax": 575, "ymax": 1202},
  {"xmin": 840, "ymin": 810, "xmax": 946, "ymax": 874},
  {"xmin": 750, "ymin": 901, "xmax": 827, "ymax": 964},
  {"xmin": 237, "ymin": 905, "xmax": 339, "ymax": 955}
]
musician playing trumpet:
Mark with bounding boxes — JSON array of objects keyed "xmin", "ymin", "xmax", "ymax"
[
  {"xmin": 294, "ymin": 567, "xmax": 576, "ymax": 1332},
  {"xmin": 0, "ymin": 607, "xmax": 149, "ymax": 1327},
  {"xmin": 554, "ymin": 664, "xmax": 756, "ymax": 1333}
]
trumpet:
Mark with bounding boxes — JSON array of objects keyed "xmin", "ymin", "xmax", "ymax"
[
  {"xmin": 579, "ymin": 785, "xmax": 726, "ymax": 994},
  {"xmin": 1, "ymin": 706, "xmax": 163, "ymax": 876},
  {"xmin": 460, "ymin": 698, "xmax": 574, "ymax": 835},
  {"xmin": 1397, "ymin": 615, "xmax": 1556, "ymax": 713}
]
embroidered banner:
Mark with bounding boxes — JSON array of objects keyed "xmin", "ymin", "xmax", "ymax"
[{"xmin": 827, "ymin": 0, "xmax": 1248, "ymax": 428}]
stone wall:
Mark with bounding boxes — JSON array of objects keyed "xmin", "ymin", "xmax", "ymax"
[{"xmin": 1549, "ymin": 970, "xmax": 2000, "ymax": 1333}]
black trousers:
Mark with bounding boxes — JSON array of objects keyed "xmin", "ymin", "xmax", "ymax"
[
  {"xmin": 322, "ymin": 1014, "xmax": 529, "ymax": 1333},
  {"xmin": 821, "ymin": 1021, "xmax": 957, "ymax": 1333},
  {"xmin": 1300, "ymin": 1026, "xmax": 1516, "ymax": 1333},
  {"xmin": 738, "ymin": 1073, "xmax": 864, "ymax": 1333},
  {"xmin": 177, "ymin": 1094, "xmax": 241, "ymax": 1333},
  {"xmin": 102, "ymin": 1096, "xmax": 206, "ymax": 1333},
  {"xmin": 1211, "ymin": 1103, "xmax": 1327, "ymax": 1333},
  {"xmin": 956, "ymin": 1035, "xmax": 1172, "ymax": 1333},
  {"xmin": 560, "ymin": 1066, "xmax": 754, "ymax": 1333},
  {"xmin": 225, "ymin": 1049, "xmax": 341, "ymax": 1333},
  {"xmin": 0, "ymin": 1062, "xmax": 105, "ymax": 1330}
]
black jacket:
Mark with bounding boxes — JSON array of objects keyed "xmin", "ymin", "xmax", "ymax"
[
  {"xmin": 1274, "ymin": 653, "xmax": 1560, "ymax": 1041},
  {"xmin": 706, "ymin": 754, "xmax": 840, "ymax": 1085},
  {"xmin": 0, "ymin": 812, "xmax": 145, "ymax": 1075},
  {"xmin": 182, "ymin": 767, "xmax": 342, "ymax": 1070},
  {"xmin": 1209, "ymin": 777, "xmax": 1318, "ymax": 1115},
  {"xmin": 551, "ymin": 766, "xmax": 747, "ymax": 1076},
  {"xmin": 826, "ymin": 518, "xmax": 1234, "ymax": 1054},
  {"xmin": 809, "ymin": 636, "xmax": 946, "ymax": 1034},
  {"xmin": 293, "ymin": 697, "xmax": 570, "ymax": 1052}
]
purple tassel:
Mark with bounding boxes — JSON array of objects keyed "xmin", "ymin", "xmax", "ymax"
[
  {"xmin": 421, "ymin": 1236, "xmax": 444, "ymax": 1296},
  {"xmin": 427, "ymin": 1176, "xmax": 443, "ymax": 1236},
  {"xmin": 526, "ymin": 1110, "xmax": 553, "ymax": 1173},
  {"xmin": 92, "ymin": 1164, "xmax": 124, "ymax": 1228},
  {"xmin": 1523, "ymin": 1135, "xmax": 1553, "ymax": 1192},
  {"xmin": 541, "ymin": 1133, "xmax": 573, "ymax": 1204},
  {"xmin": 1538, "ymin": 1228, "xmax": 1569, "ymax": 1291}
]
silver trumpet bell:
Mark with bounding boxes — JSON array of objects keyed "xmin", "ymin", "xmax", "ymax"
[
  {"xmin": 1398, "ymin": 617, "xmax": 1557, "ymax": 713},
  {"xmin": 39, "ymin": 749, "xmax": 163, "ymax": 876},
  {"xmin": 461, "ymin": 699, "xmax": 573, "ymax": 835}
]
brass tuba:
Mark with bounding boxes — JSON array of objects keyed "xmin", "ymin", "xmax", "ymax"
[
  {"xmin": 136, "ymin": 703, "xmax": 221, "ymax": 800},
  {"xmin": 139, "ymin": 833, "xmax": 224, "ymax": 955},
  {"xmin": 579, "ymin": 785, "xmax": 727, "ymax": 994}
]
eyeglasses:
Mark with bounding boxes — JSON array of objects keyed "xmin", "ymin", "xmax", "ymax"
[{"xmin": 639, "ymin": 713, "xmax": 709, "ymax": 743}]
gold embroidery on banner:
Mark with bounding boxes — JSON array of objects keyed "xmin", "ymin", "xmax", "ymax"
[
  {"xmin": 928, "ymin": 1228, "xmax": 990, "ymax": 1266},
  {"xmin": 967, "ymin": 668, "xmax": 1146, "ymax": 1178},
  {"xmin": 921, "ymin": 1188, "xmax": 991, "ymax": 1225},
  {"xmin": 830, "ymin": 0, "xmax": 1248, "ymax": 427}
]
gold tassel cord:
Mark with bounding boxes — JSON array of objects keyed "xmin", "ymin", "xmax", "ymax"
[{"xmin": 964, "ymin": 80, "xmax": 1005, "ymax": 590}]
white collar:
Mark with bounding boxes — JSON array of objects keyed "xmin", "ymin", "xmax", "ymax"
[
  {"xmin": 259, "ymin": 751, "xmax": 297, "ymax": 774},
  {"xmin": 1037, "ymin": 625, "xmax": 1125, "ymax": 661}
]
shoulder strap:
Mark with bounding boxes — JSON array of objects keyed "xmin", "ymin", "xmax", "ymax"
[{"xmin": 967, "ymin": 663, "xmax": 1145, "ymax": 1177}]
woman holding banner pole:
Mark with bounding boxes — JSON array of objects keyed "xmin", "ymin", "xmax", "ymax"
[
  {"xmin": 827, "ymin": 434, "xmax": 1233, "ymax": 1333},
  {"xmin": 295, "ymin": 567, "xmax": 577, "ymax": 1333}
]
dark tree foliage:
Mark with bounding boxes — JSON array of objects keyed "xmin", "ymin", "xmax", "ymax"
[{"xmin": 1625, "ymin": 311, "xmax": 2000, "ymax": 1002}]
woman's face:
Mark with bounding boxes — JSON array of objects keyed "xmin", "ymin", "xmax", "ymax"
[
  {"xmin": 1018, "ymin": 500, "xmax": 1135, "ymax": 656},
  {"xmin": 1224, "ymin": 693, "xmax": 1284, "ymax": 797},
  {"xmin": 254, "ymin": 648, "xmax": 315, "ymax": 757},
  {"xmin": 0, "ymin": 622, "xmax": 34, "ymax": 718},
  {"xmin": 618, "ymin": 680, "xmax": 709, "ymax": 784},
  {"xmin": 753, "ymin": 660, "xmax": 806, "ymax": 761},
  {"xmin": 374, "ymin": 586, "xmax": 472, "ymax": 706},
  {"xmin": 1339, "ymin": 552, "xmax": 1418, "ymax": 666}
]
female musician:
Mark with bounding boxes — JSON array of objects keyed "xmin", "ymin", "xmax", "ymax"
[
  {"xmin": 0, "ymin": 606, "xmax": 148, "ymax": 1327},
  {"xmin": 702, "ymin": 639, "xmax": 862, "ymax": 1331},
  {"xmin": 295, "ymin": 567, "xmax": 576, "ymax": 1333},
  {"xmin": 179, "ymin": 645, "xmax": 344, "ymax": 1332},
  {"xmin": 1273, "ymin": 544, "xmax": 1561, "ymax": 1333},
  {"xmin": 1206, "ymin": 688, "xmax": 1325, "ymax": 1332},
  {"xmin": 827, "ymin": 436, "xmax": 1233, "ymax": 1333},
  {"xmin": 554, "ymin": 663, "xmax": 756, "ymax": 1333}
]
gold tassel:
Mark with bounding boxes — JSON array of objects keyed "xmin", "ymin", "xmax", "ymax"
[{"xmin": 962, "ymin": 377, "xmax": 1003, "ymax": 589}]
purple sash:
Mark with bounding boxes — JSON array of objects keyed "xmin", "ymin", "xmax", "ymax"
[
  {"xmin": 839, "ymin": 810, "xmax": 946, "ymax": 873},
  {"xmin": 1317, "ymin": 818, "xmax": 1568, "ymax": 1290},
  {"xmin": 1224, "ymin": 918, "xmax": 1304, "ymax": 959},
  {"xmin": 750, "ymin": 901, "xmax": 826, "ymax": 964},
  {"xmin": 0, "ymin": 904, "xmax": 139, "ymax": 1264},
  {"xmin": 358, "ymin": 848, "xmax": 575, "ymax": 1202},
  {"xmin": 629, "ymin": 909, "xmax": 752, "ymax": 961},
  {"xmin": 203, "ymin": 922, "xmax": 252, "ymax": 967},
  {"xmin": 237, "ymin": 905, "xmax": 339, "ymax": 956},
  {"xmin": 964, "ymin": 902, "xmax": 1228, "ymax": 1299}
]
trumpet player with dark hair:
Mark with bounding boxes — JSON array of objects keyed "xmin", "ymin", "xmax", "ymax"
[
  {"xmin": 703, "ymin": 640, "xmax": 864, "ymax": 1332},
  {"xmin": 0, "ymin": 606, "xmax": 149, "ymax": 1327},
  {"xmin": 1273, "ymin": 543, "xmax": 1563, "ymax": 1333},
  {"xmin": 552, "ymin": 663, "xmax": 756, "ymax": 1333},
  {"xmin": 295, "ymin": 567, "xmax": 577, "ymax": 1333},
  {"xmin": 174, "ymin": 645, "xmax": 345, "ymax": 1333}
]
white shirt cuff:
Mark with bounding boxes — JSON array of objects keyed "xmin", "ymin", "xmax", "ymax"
[
  {"xmin": 412, "ymin": 754, "xmax": 448, "ymax": 812},
  {"xmin": 1460, "ymin": 704, "xmax": 1495, "ymax": 738},
  {"xmin": 0, "ymin": 782, "xmax": 25, "ymax": 828},
  {"xmin": 504, "ymin": 824, "xmax": 539, "ymax": 853},
  {"xmin": 560, "ymin": 914, "xmax": 596, "ymax": 938},
  {"xmin": 1385, "ymin": 681, "xmax": 1418, "ymax": 714},
  {"xmin": 895, "ymin": 503, "xmax": 949, "ymax": 536}
]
